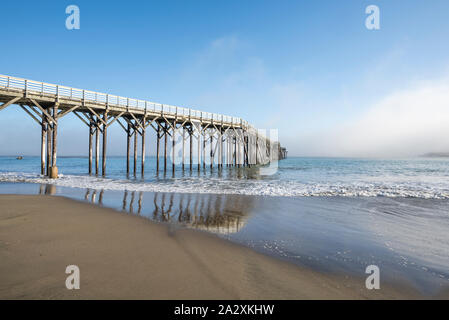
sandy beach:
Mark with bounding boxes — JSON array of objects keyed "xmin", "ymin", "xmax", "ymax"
[{"xmin": 0, "ymin": 194, "xmax": 428, "ymax": 300}]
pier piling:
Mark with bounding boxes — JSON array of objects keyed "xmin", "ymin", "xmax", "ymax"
[
  {"xmin": 141, "ymin": 117, "xmax": 146, "ymax": 176},
  {"xmin": 134, "ymin": 124, "xmax": 137, "ymax": 176},
  {"xmin": 102, "ymin": 111, "xmax": 107, "ymax": 176},
  {"xmin": 41, "ymin": 117, "xmax": 46, "ymax": 175},
  {"xmin": 88, "ymin": 121, "xmax": 93, "ymax": 174}
]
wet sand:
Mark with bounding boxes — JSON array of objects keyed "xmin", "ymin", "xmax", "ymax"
[{"xmin": 0, "ymin": 194, "xmax": 423, "ymax": 299}]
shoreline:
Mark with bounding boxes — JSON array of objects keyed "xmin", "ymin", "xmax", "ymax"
[{"xmin": 0, "ymin": 194, "xmax": 433, "ymax": 299}]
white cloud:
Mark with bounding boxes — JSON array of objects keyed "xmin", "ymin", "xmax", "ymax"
[{"xmin": 300, "ymin": 77, "xmax": 449, "ymax": 157}]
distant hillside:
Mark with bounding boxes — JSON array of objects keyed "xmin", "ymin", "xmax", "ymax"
[{"xmin": 421, "ymin": 152, "xmax": 449, "ymax": 158}]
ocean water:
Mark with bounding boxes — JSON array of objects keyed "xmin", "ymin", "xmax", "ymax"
[
  {"xmin": 1, "ymin": 156, "xmax": 449, "ymax": 295},
  {"xmin": 1, "ymin": 156, "xmax": 449, "ymax": 198}
]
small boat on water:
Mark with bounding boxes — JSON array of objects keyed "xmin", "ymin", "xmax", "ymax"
[{"xmin": 16, "ymin": 156, "xmax": 23, "ymax": 160}]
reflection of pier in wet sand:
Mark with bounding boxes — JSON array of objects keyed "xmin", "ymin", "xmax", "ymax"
[
  {"xmin": 37, "ymin": 179, "xmax": 254, "ymax": 234},
  {"xmin": 54, "ymin": 187, "xmax": 254, "ymax": 234},
  {"xmin": 151, "ymin": 192, "xmax": 252, "ymax": 233}
]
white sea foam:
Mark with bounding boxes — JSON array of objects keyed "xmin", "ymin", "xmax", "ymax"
[{"xmin": 1, "ymin": 171, "xmax": 449, "ymax": 199}]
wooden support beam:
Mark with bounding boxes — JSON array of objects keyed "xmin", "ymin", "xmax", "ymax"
[
  {"xmin": 19, "ymin": 105, "xmax": 41, "ymax": 125},
  {"xmin": 212, "ymin": 132, "xmax": 219, "ymax": 159},
  {"xmin": 225, "ymin": 135, "xmax": 228, "ymax": 167},
  {"xmin": 182, "ymin": 126, "xmax": 185, "ymax": 170},
  {"xmin": 234, "ymin": 136, "xmax": 237, "ymax": 167},
  {"xmin": 106, "ymin": 111, "xmax": 125, "ymax": 128},
  {"xmin": 237, "ymin": 133, "xmax": 240, "ymax": 167},
  {"xmin": 229, "ymin": 134, "xmax": 234, "ymax": 167},
  {"xmin": 218, "ymin": 130, "xmax": 222, "ymax": 168},
  {"xmin": 249, "ymin": 134, "xmax": 253, "ymax": 165},
  {"xmin": 144, "ymin": 116, "xmax": 160, "ymax": 129},
  {"xmin": 189, "ymin": 127, "xmax": 193, "ymax": 171},
  {"xmin": 124, "ymin": 117, "xmax": 143, "ymax": 136},
  {"xmin": 126, "ymin": 122, "xmax": 130, "ymax": 175},
  {"xmin": 116, "ymin": 118, "xmax": 127, "ymax": 132},
  {"xmin": 249, "ymin": 134, "xmax": 252, "ymax": 165},
  {"xmin": 255, "ymin": 134, "xmax": 259, "ymax": 165},
  {"xmin": 134, "ymin": 123, "xmax": 138, "ymax": 176},
  {"xmin": 201, "ymin": 123, "xmax": 210, "ymax": 133},
  {"xmin": 95, "ymin": 117, "xmax": 100, "ymax": 175},
  {"xmin": 164, "ymin": 123, "xmax": 168, "ymax": 171},
  {"xmin": 241, "ymin": 133, "xmax": 246, "ymax": 167},
  {"xmin": 130, "ymin": 113, "xmax": 144, "ymax": 130},
  {"xmin": 202, "ymin": 130, "xmax": 206, "ymax": 169},
  {"xmin": 172, "ymin": 122, "xmax": 176, "ymax": 173},
  {"xmin": 243, "ymin": 133, "xmax": 249, "ymax": 167},
  {"xmin": 83, "ymin": 111, "xmax": 96, "ymax": 124},
  {"xmin": 73, "ymin": 111, "xmax": 90, "ymax": 127},
  {"xmin": 0, "ymin": 97, "xmax": 20, "ymax": 111},
  {"xmin": 230, "ymin": 135, "xmax": 233, "ymax": 167},
  {"xmin": 230, "ymin": 134, "xmax": 233, "ymax": 167},
  {"xmin": 57, "ymin": 105, "xmax": 80, "ymax": 118},
  {"xmin": 253, "ymin": 135, "xmax": 256, "ymax": 165},
  {"xmin": 210, "ymin": 133, "xmax": 213, "ymax": 169},
  {"xmin": 234, "ymin": 129, "xmax": 247, "ymax": 167},
  {"xmin": 155, "ymin": 121, "xmax": 171, "ymax": 137},
  {"xmin": 146, "ymin": 121, "xmax": 158, "ymax": 135},
  {"xmin": 245, "ymin": 135, "xmax": 249, "ymax": 167},
  {"xmin": 141, "ymin": 117, "xmax": 146, "ymax": 176},
  {"xmin": 156, "ymin": 125, "xmax": 160, "ymax": 172},
  {"xmin": 24, "ymin": 105, "xmax": 43, "ymax": 120},
  {"xmin": 102, "ymin": 111, "xmax": 108, "ymax": 176},
  {"xmin": 239, "ymin": 133, "xmax": 243, "ymax": 167},
  {"xmin": 29, "ymin": 99, "xmax": 55, "ymax": 124},
  {"xmin": 46, "ymin": 114, "xmax": 52, "ymax": 176},
  {"xmin": 162, "ymin": 116, "xmax": 175, "ymax": 131},
  {"xmin": 226, "ymin": 135, "xmax": 229, "ymax": 167},
  {"xmin": 85, "ymin": 106, "xmax": 107, "ymax": 126},
  {"xmin": 221, "ymin": 131, "xmax": 225, "ymax": 168},
  {"xmin": 194, "ymin": 123, "xmax": 200, "ymax": 171},
  {"xmin": 51, "ymin": 103, "xmax": 58, "ymax": 174},
  {"xmin": 88, "ymin": 123, "xmax": 93, "ymax": 175},
  {"xmin": 41, "ymin": 116, "xmax": 47, "ymax": 175},
  {"xmin": 228, "ymin": 133, "xmax": 232, "ymax": 167}
]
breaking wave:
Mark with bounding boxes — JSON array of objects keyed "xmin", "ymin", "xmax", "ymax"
[{"xmin": 1, "ymin": 171, "xmax": 449, "ymax": 199}]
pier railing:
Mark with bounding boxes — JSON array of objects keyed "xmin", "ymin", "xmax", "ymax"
[{"xmin": 0, "ymin": 74, "xmax": 247, "ymax": 126}]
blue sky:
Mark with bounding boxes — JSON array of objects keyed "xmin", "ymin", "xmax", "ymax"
[{"xmin": 1, "ymin": 0, "xmax": 449, "ymax": 156}]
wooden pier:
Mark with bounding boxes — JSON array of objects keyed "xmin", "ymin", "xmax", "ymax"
[{"xmin": 0, "ymin": 74, "xmax": 286, "ymax": 177}]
